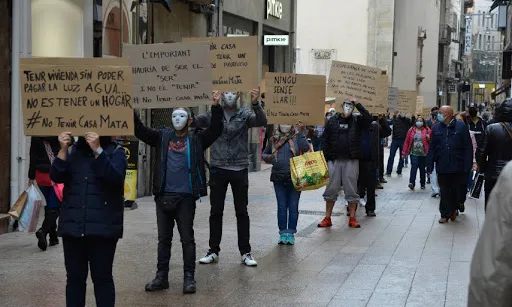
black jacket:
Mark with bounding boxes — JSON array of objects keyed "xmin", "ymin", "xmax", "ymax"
[
  {"xmin": 477, "ymin": 99, "xmax": 512, "ymax": 179},
  {"xmin": 468, "ymin": 117, "xmax": 487, "ymax": 149},
  {"xmin": 392, "ymin": 116, "xmax": 411, "ymax": 140},
  {"xmin": 134, "ymin": 105, "xmax": 223, "ymax": 199},
  {"xmin": 322, "ymin": 103, "xmax": 372, "ymax": 161},
  {"xmin": 50, "ymin": 139, "xmax": 127, "ymax": 239},
  {"xmin": 28, "ymin": 137, "xmax": 60, "ymax": 179}
]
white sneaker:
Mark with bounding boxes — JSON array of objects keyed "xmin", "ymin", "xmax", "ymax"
[
  {"xmin": 359, "ymin": 198, "xmax": 367, "ymax": 207},
  {"xmin": 241, "ymin": 253, "xmax": 257, "ymax": 267},
  {"xmin": 199, "ymin": 252, "xmax": 219, "ymax": 264}
]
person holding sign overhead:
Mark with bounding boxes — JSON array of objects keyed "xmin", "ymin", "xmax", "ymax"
[
  {"xmin": 318, "ymin": 98, "xmax": 372, "ymax": 228},
  {"xmin": 133, "ymin": 92, "xmax": 224, "ymax": 294},
  {"xmin": 196, "ymin": 88, "xmax": 266, "ymax": 267},
  {"xmin": 50, "ymin": 132, "xmax": 127, "ymax": 307}
]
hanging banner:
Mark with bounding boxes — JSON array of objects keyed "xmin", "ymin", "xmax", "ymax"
[
  {"xmin": 123, "ymin": 42, "xmax": 213, "ymax": 108},
  {"xmin": 327, "ymin": 61, "xmax": 388, "ymax": 114},
  {"xmin": 20, "ymin": 57, "xmax": 134, "ymax": 136},
  {"xmin": 183, "ymin": 36, "xmax": 259, "ymax": 92},
  {"xmin": 120, "ymin": 140, "xmax": 139, "ymax": 202}
]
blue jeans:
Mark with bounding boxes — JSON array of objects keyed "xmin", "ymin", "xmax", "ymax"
[
  {"xmin": 274, "ymin": 182, "xmax": 301, "ymax": 234},
  {"xmin": 312, "ymin": 135, "xmax": 323, "ymax": 152},
  {"xmin": 409, "ymin": 155, "xmax": 426, "ymax": 186},
  {"xmin": 386, "ymin": 139, "xmax": 405, "ymax": 175}
]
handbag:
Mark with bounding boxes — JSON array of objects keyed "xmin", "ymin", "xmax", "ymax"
[
  {"xmin": 156, "ymin": 193, "xmax": 184, "ymax": 212},
  {"xmin": 43, "ymin": 141, "xmax": 64, "ymax": 201}
]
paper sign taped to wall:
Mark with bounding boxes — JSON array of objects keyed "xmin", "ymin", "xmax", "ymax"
[
  {"xmin": 415, "ymin": 96, "xmax": 424, "ymax": 115},
  {"xmin": 183, "ymin": 36, "xmax": 259, "ymax": 92},
  {"xmin": 265, "ymin": 73, "xmax": 326, "ymax": 126},
  {"xmin": 388, "ymin": 87, "xmax": 398, "ymax": 113},
  {"xmin": 123, "ymin": 42, "xmax": 212, "ymax": 108},
  {"xmin": 327, "ymin": 61, "xmax": 388, "ymax": 114},
  {"xmin": 396, "ymin": 90, "xmax": 417, "ymax": 115},
  {"xmin": 20, "ymin": 57, "xmax": 133, "ymax": 136}
]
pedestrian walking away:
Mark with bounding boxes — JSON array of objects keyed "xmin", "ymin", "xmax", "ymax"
[
  {"xmin": 476, "ymin": 98, "xmax": 512, "ymax": 210},
  {"xmin": 134, "ymin": 92, "xmax": 224, "ymax": 293},
  {"xmin": 386, "ymin": 111, "xmax": 412, "ymax": 177},
  {"xmin": 427, "ymin": 106, "xmax": 473, "ymax": 223},
  {"xmin": 50, "ymin": 132, "xmax": 127, "ymax": 307},
  {"xmin": 195, "ymin": 89, "xmax": 267, "ymax": 267},
  {"xmin": 262, "ymin": 122, "xmax": 310, "ymax": 245},
  {"xmin": 28, "ymin": 136, "xmax": 62, "ymax": 251}
]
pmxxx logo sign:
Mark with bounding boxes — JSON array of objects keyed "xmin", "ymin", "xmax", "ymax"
[{"xmin": 266, "ymin": 0, "xmax": 283, "ymax": 19}]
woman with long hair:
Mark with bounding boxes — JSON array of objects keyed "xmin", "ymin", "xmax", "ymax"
[
  {"xmin": 262, "ymin": 122, "xmax": 310, "ymax": 245},
  {"xmin": 402, "ymin": 116, "xmax": 430, "ymax": 190},
  {"xmin": 51, "ymin": 132, "xmax": 127, "ymax": 307}
]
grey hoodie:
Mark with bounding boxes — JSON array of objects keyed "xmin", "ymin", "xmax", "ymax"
[{"xmin": 194, "ymin": 103, "xmax": 267, "ymax": 168}]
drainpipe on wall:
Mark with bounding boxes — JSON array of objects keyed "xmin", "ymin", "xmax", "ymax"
[{"xmin": 10, "ymin": 0, "xmax": 31, "ymax": 217}]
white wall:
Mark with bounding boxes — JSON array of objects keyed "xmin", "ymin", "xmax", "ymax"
[
  {"xmin": 296, "ymin": 0, "xmax": 369, "ymax": 76},
  {"xmin": 471, "ymin": 0, "xmax": 501, "ymax": 51},
  {"xmin": 31, "ymin": 0, "xmax": 85, "ymax": 57},
  {"xmin": 393, "ymin": 0, "xmax": 440, "ymax": 107}
]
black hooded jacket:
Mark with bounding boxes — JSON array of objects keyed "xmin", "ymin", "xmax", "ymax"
[{"xmin": 477, "ymin": 98, "xmax": 512, "ymax": 179}]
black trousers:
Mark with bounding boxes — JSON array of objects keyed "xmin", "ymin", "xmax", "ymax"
[
  {"xmin": 156, "ymin": 194, "xmax": 196, "ymax": 274},
  {"xmin": 438, "ymin": 173, "xmax": 465, "ymax": 218},
  {"xmin": 379, "ymin": 144, "xmax": 385, "ymax": 179},
  {"xmin": 63, "ymin": 236, "xmax": 118, "ymax": 307},
  {"xmin": 209, "ymin": 167, "xmax": 251, "ymax": 255},
  {"xmin": 358, "ymin": 160, "xmax": 377, "ymax": 212},
  {"xmin": 484, "ymin": 177, "xmax": 498, "ymax": 211},
  {"xmin": 41, "ymin": 207, "xmax": 60, "ymax": 240}
]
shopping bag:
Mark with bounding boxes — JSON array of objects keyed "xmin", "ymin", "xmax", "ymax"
[
  {"xmin": 18, "ymin": 184, "xmax": 44, "ymax": 232},
  {"xmin": 33, "ymin": 183, "xmax": 47, "ymax": 207},
  {"xmin": 8, "ymin": 191, "xmax": 28, "ymax": 220},
  {"xmin": 470, "ymin": 173, "xmax": 485, "ymax": 199},
  {"xmin": 290, "ymin": 151, "xmax": 329, "ymax": 191}
]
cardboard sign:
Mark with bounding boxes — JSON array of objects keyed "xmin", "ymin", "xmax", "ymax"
[
  {"xmin": 327, "ymin": 61, "xmax": 388, "ymax": 114},
  {"xmin": 422, "ymin": 107, "xmax": 432, "ymax": 119},
  {"xmin": 396, "ymin": 90, "xmax": 417, "ymax": 115},
  {"xmin": 20, "ymin": 57, "xmax": 133, "ymax": 136},
  {"xmin": 415, "ymin": 96, "xmax": 424, "ymax": 115},
  {"xmin": 123, "ymin": 42, "xmax": 212, "ymax": 108},
  {"xmin": 265, "ymin": 73, "xmax": 326, "ymax": 126},
  {"xmin": 388, "ymin": 87, "xmax": 398, "ymax": 113},
  {"xmin": 183, "ymin": 36, "xmax": 259, "ymax": 92}
]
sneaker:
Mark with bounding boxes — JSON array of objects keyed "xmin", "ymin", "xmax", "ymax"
[
  {"xmin": 278, "ymin": 234, "xmax": 287, "ymax": 245},
  {"xmin": 348, "ymin": 217, "xmax": 361, "ymax": 228},
  {"xmin": 199, "ymin": 252, "xmax": 219, "ymax": 264},
  {"xmin": 36, "ymin": 229, "xmax": 47, "ymax": 251},
  {"xmin": 317, "ymin": 217, "xmax": 332, "ymax": 228},
  {"xmin": 241, "ymin": 253, "xmax": 257, "ymax": 267},
  {"xmin": 408, "ymin": 183, "xmax": 415, "ymax": 190},
  {"xmin": 421, "ymin": 185, "xmax": 426, "ymax": 190},
  {"xmin": 359, "ymin": 198, "xmax": 367, "ymax": 207},
  {"xmin": 287, "ymin": 234, "xmax": 295, "ymax": 245},
  {"xmin": 431, "ymin": 192, "xmax": 440, "ymax": 198},
  {"xmin": 366, "ymin": 210, "xmax": 376, "ymax": 217}
]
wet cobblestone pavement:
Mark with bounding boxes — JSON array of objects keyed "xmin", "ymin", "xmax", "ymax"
[{"xmin": 0, "ymin": 150, "xmax": 483, "ymax": 306}]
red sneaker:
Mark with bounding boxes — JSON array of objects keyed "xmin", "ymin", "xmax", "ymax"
[
  {"xmin": 317, "ymin": 217, "xmax": 332, "ymax": 228},
  {"xmin": 348, "ymin": 217, "xmax": 361, "ymax": 228}
]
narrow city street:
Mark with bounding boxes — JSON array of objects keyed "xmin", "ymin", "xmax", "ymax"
[{"xmin": 0, "ymin": 150, "xmax": 483, "ymax": 307}]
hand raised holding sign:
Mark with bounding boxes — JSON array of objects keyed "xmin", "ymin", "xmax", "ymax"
[
  {"xmin": 212, "ymin": 90, "xmax": 221, "ymax": 106},
  {"xmin": 58, "ymin": 132, "xmax": 73, "ymax": 150},
  {"xmin": 85, "ymin": 132, "xmax": 100, "ymax": 153},
  {"xmin": 250, "ymin": 88, "xmax": 260, "ymax": 105}
]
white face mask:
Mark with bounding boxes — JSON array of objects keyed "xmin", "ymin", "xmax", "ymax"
[
  {"xmin": 343, "ymin": 104, "xmax": 354, "ymax": 116},
  {"xmin": 222, "ymin": 92, "xmax": 238, "ymax": 107},
  {"xmin": 279, "ymin": 124, "xmax": 292, "ymax": 134},
  {"xmin": 172, "ymin": 109, "xmax": 189, "ymax": 131}
]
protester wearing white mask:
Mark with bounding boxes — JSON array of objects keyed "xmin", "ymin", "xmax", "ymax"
[
  {"xmin": 318, "ymin": 98, "xmax": 373, "ymax": 228},
  {"xmin": 262, "ymin": 122, "xmax": 310, "ymax": 245},
  {"xmin": 195, "ymin": 88, "xmax": 266, "ymax": 267},
  {"xmin": 133, "ymin": 92, "xmax": 224, "ymax": 294}
]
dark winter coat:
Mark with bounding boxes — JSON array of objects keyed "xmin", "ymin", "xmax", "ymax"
[
  {"xmin": 28, "ymin": 137, "xmax": 60, "ymax": 180},
  {"xmin": 322, "ymin": 103, "xmax": 372, "ymax": 162},
  {"xmin": 477, "ymin": 99, "xmax": 512, "ymax": 180},
  {"xmin": 50, "ymin": 139, "xmax": 127, "ymax": 239},
  {"xmin": 468, "ymin": 117, "xmax": 487, "ymax": 149},
  {"xmin": 391, "ymin": 116, "xmax": 412, "ymax": 140},
  {"xmin": 427, "ymin": 119, "xmax": 473, "ymax": 174},
  {"xmin": 134, "ymin": 105, "xmax": 224, "ymax": 199}
]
